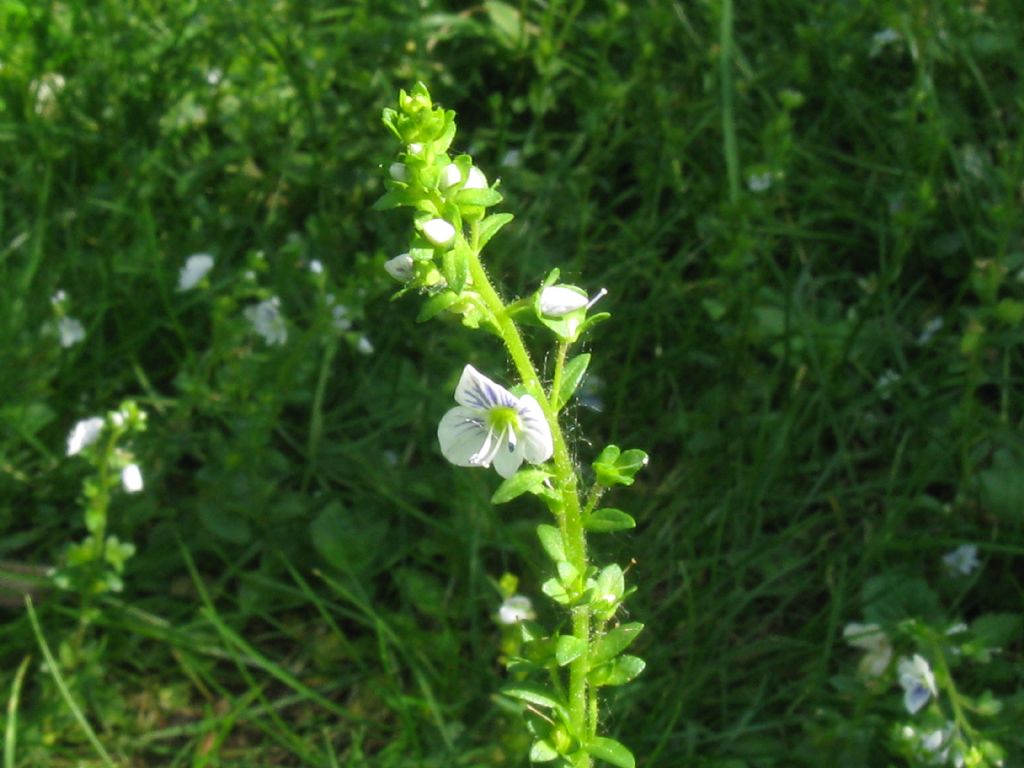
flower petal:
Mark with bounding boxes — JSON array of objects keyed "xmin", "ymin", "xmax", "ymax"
[
  {"xmin": 492, "ymin": 429, "xmax": 527, "ymax": 478},
  {"xmin": 438, "ymin": 406, "xmax": 489, "ymax": 467},
  {"xmin": 454, "ymin": 365, "xmax": 517, "ymax": 410},
  {"xmin": 517, "ymin": 395, "xmax": 553, "ymax": 464}
]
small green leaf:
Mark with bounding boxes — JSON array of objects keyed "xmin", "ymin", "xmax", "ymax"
[
  {"xmin": 542, "ymin": 578, "xmax": 570, "ymax": 605},
  {"xmin": 457, "ymin": 187, "xmax": 503, "ymax": 208},
  {"xmin": 372, "ymin": 188, "xmax": 419, "ymax": 211},
  {"xmin": 530, "ymin": 739, "xmax": 561, "ymax": 762},
  {"xmin": 587, "ymin": 737, "xmax": 635, "ymax": 768},
  {"xmin": 537, "ymin": 524, "xmax": 566, "ymax": 562},
  {"xmin": 584, "ymin": 509, "xmax": 636, "ymax": 533},
  {"xmin": 556, "ymin": 560, "xmax": 579, "ymax": 586},
  {"xmin": 591, "ymin": 623, "xmax": 644, "ymax": 665},
  {"xmin": 478, "ymin": 212, "xmax": 514, "ymax": 248},
  {"xmin": 555, "ymin": 354, "xmax": 590, "ymax": 410},
  {"xmin": 416, "ymin": 291, "xmax": 461, "ymax": 322},
  {"xmin": 502, "ymin": 685, "xmax": 569, "ymax": 719},
  {"xmin": 555, "ymin": 635, "xmax": 587, "ymax": 666},
  {"xmin": 441, "ymin": 240, "xmax": 470, "ymax": 294},
  {"xmin": 593, "ymin": 445, "xmax": 649, "ymax": 487},
  {"xmin": 492, "ymin": 468, "xmax": 552, "ymax": 504},
  {"xmin": 589, "ymin": 655, "xmax": 646, "ymax": 687}
]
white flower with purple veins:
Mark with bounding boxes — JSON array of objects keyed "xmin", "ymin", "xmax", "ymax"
[
  {"xmin": 177, "ymin": 253, "xmax": 214, "ymax": 291},
  {"xmin": 898, "ymin": 654, "xmax": 938, "ymax": 714},
  {"xmin": 437, "ymin": 365, "xmax": 554, "ymax": 478},
  {"xmin": 57, "ymin": 316, "xmax": 86, "ymax": 348},
  {"xmin": 244, "ymin": 297, "xmax": 287, "ymax": 345},
  {"xmin": 843, "ymin": 622, "xmax": 892, "ymax": 677},
  {"xmin": 942, "ymin": 544, "xmax": 980, "ymax": 576},
  {"xmin": 67, "ymin": 417, "xmax": 105, "ymax": 457},
  {"xmin": 121, "ymin": 463, "xmax": 144, "ymax": 493},
  {"xmin": 498, "ymin": 595, "xmax": 536, "ymax": 625},
  {"xmin": 384, "ymin": 253, "xmax": 414, "ymax": 282}
]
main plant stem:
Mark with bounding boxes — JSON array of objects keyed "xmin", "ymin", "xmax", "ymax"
[{"xmin": 466, "ymin": 226, "xmax": 592, "ymax": 766}]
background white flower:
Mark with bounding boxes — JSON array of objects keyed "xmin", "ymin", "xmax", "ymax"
[
  {"xmin": 437, "ymin": 365, "xmax": 553, "ymax": 478},
  {"xmin": 498, "ymin": 595, "xmax": 535, "ymax": 625},
  {"xmin": 421, "ymin": 218, "xmax": 455, "ymax": 248},
  {"xmin": 384, "ymin": 253, "xmax": 414, "ymax": 282},
  {"xmin": 177, "ymin": 253, "xmax": 215, "ymax": 291},
  {"xmin": 942, "ymin": 544, "xmax": 980, "ymax": 576},
  {"xmin": 121, "ymin": 463, "xmax": 144, "ymax": 493},
  {"xmin": 898, "ymin": 654, "xmax": 937, "ymax": 714},
  {"xmin": 244, "ymin": 297, "xmax": 288, "ymax": 345},
  {"xmin": 67, "ymin": 417, "xmax": 105, "ymax": 456},
  {"xmin": 57, "ymin": 316, "xmax": 86, "ymax": 348},
  {"xmin": 843, "ymin": 622, "xmax": 892, "ymax": 677}
]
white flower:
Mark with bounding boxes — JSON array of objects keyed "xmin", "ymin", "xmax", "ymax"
[
  {"xmin": 121, "ymin": 463, "xmax": 144, "ymax": 493},
  {"xmin": 57, "ymin": 316, "xmax": 86, "ymax": 348},
  {"xmin": 746, "ymin": 171, "xmax": 773, "ymax": 193},
  {"xmin": 384, "ymin": 253, "xmax": 415, "ymax": 282},
  {"xmin": 498, "ymin": 595, "xmax": 535, "ymax": 625},
  {"xmin": 356, "ymin": 335, "xmax": 374, "ymax": 355},
  {"xmin": 917, "ymin": 316, "xmax": 943, "ymax": 345},
  {"xmin": 407, "ymin": 142, "xmax": 423, "ymax": 155},
  {"xmin": 942, "ymin": 544, "xmax": 980, "ymax": 576},
  {"xmin": 51, "ymin": 289, "xmax": 67, "ymax": 306},
  {"xmin": 539, "ymin": 286, "xmax": 589, "ymax": 317},
  {"xmin": 389, "ymin": 162, "xmax": 408, "ymax": 182},
  {"xmin": 440, "ymin": 163, "xmax": 488, "ymax": 191},
  {"xmin": 843, "ymin": 622, "xmax": 892, "ymax": 677},
  {"xmin": 897, "ymin": 654, "xmax": 937, "ymax": 714},
  {"xmin": 309, "ymin": 259, "xmax": 324, "ymax": 275},
  {"xmin": 66, "ymin": 417, "xmax": 105, "ymax": 456},
  {"xmin": 870, "ymin": 28, "xmax": 901, "ymax": 57},
  {"xmin": 32, "ymin": 72, "xmax": 65, "ymax": 116},
  {"xmin": 177, "ymin": 253, "xmax": 214, "ymax": 291},
  {"xmin": 421, "ymin": 218, "xmax": 456, "ymax": 248},
  {"xmin": 244, "ymin": 297, "xmax": 288, "ymax": 345},
  {"xmin": 501, "ymin": 149, "xmax": 522, "ymax": 168},
  {"xmin": 437, "ymin": 365, "xmax": 554, "ymax": 478}
]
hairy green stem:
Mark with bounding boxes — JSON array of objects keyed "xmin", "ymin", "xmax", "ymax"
[{"xmin": 465, "ymin": 225, "xmax": 592, "ymax": 765}]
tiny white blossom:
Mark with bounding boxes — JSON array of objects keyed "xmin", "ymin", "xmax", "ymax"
[
  {"xmin": 942, "ymin": 544, "xmax": 980, "ymax": 576},
  {"xmin": 437, "ymin": 365, "xmax": 554, "ymax": 478},
  {"xmin": 843, "ymin": 622, "xmax": 892, "ymax": 677},
  {"xmin": 897, "ymin": 654, "xmax": 937, "ymax": 714},
  {"xmin": 66, "ymin": 417, "xmax": 105, "ymax": 457},
  {"xmin": 501, "ymin": 149, "xmax": 522, "ymax": 168},
  {"xmin": 384, "ymin": 253, "xmax": 415, "ymax": 282},
  {"xmin": 325, "ymin": 294, "xmax": 352, "ymax": 331},
  {"xmin": 244, "ymin": 297, "xmax": 288, "ymax": 345},
  {"xmin": 51, "ymin": 289, "xmax": 68, "ymax": 306},
  {"xmin": 539, "ymin": 286, "xmax": 588, "ymax": 317},
  {"xmin": 917, "ymin": 316, "xmax": 943, "ymax": 345},
  {"xmin": 876, "ymin": 369, "xmax": 900, "ymax": 398},
  {"xmin": 421, "ymin": 218, "xmax": 456, "ymax": 248},
  {"xmin": 121, "ymin": 463, "xmax": 144, "ymax": 493},
  {"xmin": 498, "ymin": 595, "xmax": 535, "ymax": 625},
  {"xmin": 870, "ymin": 28, "xmax": 901, "ymax": 57},
  {"xmin": 206, "ymin": 68, "xmax": 224, "ymax": 85},
  {"xmin": 309, "ymin": 259, "xmax": 324, "ymax": 275},
  {"xmin": 407, "ymin": 142, "xmax": 423, "ymax": 155},
  {"xmin": 440, "ymin": 163, "xmax": 488, "ymax": 191},
  {"xmin": 57, "ymin": 316, "xmax": 86, "ymax": 348},
  {"xmin": 177, "ymin": 253, "xmax": 215, "ymax": 291},
  {"xmin": 389, "ymin": 162, "xmax": 409, "ymax": 182},
  {"xmin": 746, "ymin": 171, "xmax": 773, "ymax": 193},
  {"xmin": 356, "ymin": 335, "xmax": 374, "ymax": 355},
  {"xmin": 32, "ymin": 72, "xmax": 65, "ymax": 116}
]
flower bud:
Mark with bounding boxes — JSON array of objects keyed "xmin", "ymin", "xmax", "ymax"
[
  {"xmin": 388, "ymin": 162, "xmax": 408, "ymax": 182},
  {"xmin": 421, "ymin": 218, "xmax": 456, "ymax": 248},
  {"xmin": 539, "ymin": 286, "xmax": 589, "ymax": 317},
  {"xmin": 384, "ymin": 253, "xmax": 415, "ymax": 282},
  {"xmin": 440, "ymin": 163, "xmax": 488, "ymax": 192}
]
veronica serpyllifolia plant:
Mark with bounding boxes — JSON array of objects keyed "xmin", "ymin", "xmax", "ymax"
[{"xmin": 376, "ymin": 83, "xmax": 647, "ymax": 768}]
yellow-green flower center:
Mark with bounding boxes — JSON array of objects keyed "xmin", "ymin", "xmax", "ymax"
[{"xmin": 486, "ymin": 405, "xmax": 520, "ymax": 435}]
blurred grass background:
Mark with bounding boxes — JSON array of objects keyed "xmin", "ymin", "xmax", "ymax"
[{"xmin": 1, "ymin": 0, "xmax": 1022, "ymax": 765}]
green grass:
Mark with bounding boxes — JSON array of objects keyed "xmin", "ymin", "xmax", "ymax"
[{"xmin": 1, "ymin": 0, "xmax": 1022, "ymax": 766}]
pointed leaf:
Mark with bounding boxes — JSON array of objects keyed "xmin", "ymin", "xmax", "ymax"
[
  {"xmin": 555, "ymin": 354, "xmax": 591, "ymax": 411},
  {"xmin": 416, "ymin": 291, "xmax": 461, "ymax": 322},
  {"xmin": 537, "ymin": 524, "xmax": 566, "ymax": 562},
  {"xmin": 541, "ymin": 577, "xmax": 570, "ymax": 605},
  {"xmin": 502, "ymin": 685, "xmax": 569, "ymax": 720},
  {"xmin": 478, "ymin": 212, "xmax": 514, "ymax": 249},
  {"xmin": 530, "ymin": 739, "xmax": 560, "ymax": 762},
  {"xmin": 589, "ymin": 655, "xmax": 646, "ymax": 687},
  {"xmin": 591, "ymin": 623, "xmax": 644, "ymax": 664},
  {"xmin": 555, "ymin": 635, "xmax": 587, "ymax": 666},
  {"xmin": 492, "ymin": 468, "xmax": 552, "ymax": 504},
  {"xmin": 584, "ymin": 508, "xmax": 636, "ymax": 533},
  {"xmin": 457, "ymin": 187, "xmax": 503, "ymax": 208},
  {"xmin": 587, "ymin": 737, "xmax": 635, "ymax": 768}
]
